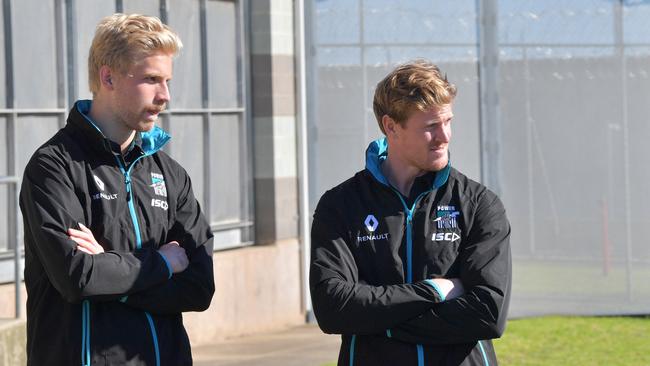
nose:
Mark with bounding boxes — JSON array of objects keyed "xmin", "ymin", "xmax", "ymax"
[
  {"xmin": 156, "ymin": 82, "xmax": 170, "ymax": 104},
  {"xmin": 435, "ymin": 124, "xmax": 451, "ymax": 143}
]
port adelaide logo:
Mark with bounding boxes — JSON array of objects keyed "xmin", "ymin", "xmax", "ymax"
[
  {"xmin": 357, "ymin": 214, "xmax": 389, "ymax": 243},
  {"xmin": 150, "ymin": 173, "xmax": 167, "ymax": 197},
  {"xmin": 150, "ymin": 173, "xmax": 168, "ymax": 210},
  {"xmin": 432, "ymin": 205, "xmax": 460, "ymax": 242}
]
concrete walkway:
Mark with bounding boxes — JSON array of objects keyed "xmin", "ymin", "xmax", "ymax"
[{"xmin": 193, "ymin": 324, "xmax": 340, "ymax": 366}]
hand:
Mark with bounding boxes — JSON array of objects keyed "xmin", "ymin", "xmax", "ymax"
[
  {"xmin": 68, "ymin": 223, "xmax": 104, "ymax": 255},
  {"xmin": 430, "ymin": 277, "xmax": 465, "ymax": 300},
  {"xmin": 158, "ymin": 241, "xmax": 189, "ymax": 273}
]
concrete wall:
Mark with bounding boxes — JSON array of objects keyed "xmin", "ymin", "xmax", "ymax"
[
  {"xmin": 0, "ymin": 239, "xmax": 304, "ymax": 353},
  {"xmin": 0, "ymin": 320, "xmax": 25, "ymax": 366},
  {"xmin": 185, "ymin": 239, "xmax": 304, "ymax": 345},
  {"xmin": 0, "ymin": 283, "xmax": 25, "ymax": 319}
]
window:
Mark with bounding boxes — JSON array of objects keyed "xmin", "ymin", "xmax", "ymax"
[{"xmin": 0, "ymin": 0, "xmax": 253, "ymax": 285}]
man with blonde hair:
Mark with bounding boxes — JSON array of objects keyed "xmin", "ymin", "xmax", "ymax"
[
  {"xmin": 310, "ymin": 60, "xmax": 511, "ymax": 365},
  {"xmin": 20, "ymin": 13, "xmax": 214, "ymax": 365}
]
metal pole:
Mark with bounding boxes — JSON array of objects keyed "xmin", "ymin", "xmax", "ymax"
[
  {"xmin": 66, "ymin": 0, "xmax": 77, "ymax": 108},
  {"xmin": 240, "ymin": 0, "xmax": 255, "ymax": 243},
  {"xmin": 523, "ymin": 47, "xmax": 536, "ymax": 256},
  {"xmin": 613, "ymin": 0, "xmax": 634, "ymax": 302},
  {"xmin": 477, "ymin": 0, "xmax": 501, "ymax": 193},
  {"xmin": 12, "ymin": 171, "xmax": 21, "ymax": 319},
  {"xmin": 360, "ymin": 0, "xmax": 368, "ymax": 143},
  {"xmin": 199, "ymin": 0, "xmax": 211, "ymax": 216},
  {"xmin": 3, "ymin": 0, "xmax": 21, "ymax": 319},
  {"xmin": 295, "ymin": 0, "xmax": 312, "ymax": 320},
  {"xmin": 159, "ymin": 0, "xmax": 167, "ymax": 24},
  {"xmin": 55, "ymin": 0, "xmax": 67, "ymax": 122},
  {"xmin": 3, "ymin": 0, "xmax": 13, "ymax": 109},
  {"xmin": 159, "ymin": 0, "xmax": 170, "ymax": 135},
  {"xmin": 9, "ymin": 112, "xmax": 20, "ymax": 319}
]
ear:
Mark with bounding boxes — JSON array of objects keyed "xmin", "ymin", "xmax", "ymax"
[
  {"xmin": 382, "ymin": 114, "xmax": 399, "ymax": 138},
  {"xmin": 99, "ymin": 66, "xmax": 115, "ymax": 90}
]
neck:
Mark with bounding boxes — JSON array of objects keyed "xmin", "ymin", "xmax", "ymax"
[
  {"xmin": 88, "ymin": 97, "xmax": 136, "ymax": 154},
  {"xmin": 381, "ymin": 153, "xmax": 424, "ymax": 197}
]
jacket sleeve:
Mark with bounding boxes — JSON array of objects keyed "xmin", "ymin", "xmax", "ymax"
[
  {"xmin": 310, "ymin": 191, "xmax": 444, "ymax": 336},
  {"xmin": 387, "ymin": 192, "xmax": 512, "ymax": 344},
  {"xmin": 121, "ymin": 168, "xmax": 215, "ymax": 314},
  {"xmin": 20, "ymin": 154, "xmax": 171, "ymax": 304}
]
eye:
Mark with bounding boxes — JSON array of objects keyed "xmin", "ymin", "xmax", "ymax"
[{"xmin": 145, "ymin": 76, "xmax": 160, "ymax": 83}]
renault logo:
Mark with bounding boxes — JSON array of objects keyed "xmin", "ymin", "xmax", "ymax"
[
  {"xmin": 364, "ymin": 215, "xmax": 379, "ymax": 232},
  {"xmin": 93, "ymin": 175, "xmax": 105, "ymax": 191}
]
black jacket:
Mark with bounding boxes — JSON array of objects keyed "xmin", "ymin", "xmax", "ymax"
[
  {"xmin": 310, "ymin": 138, "xmax": 511, "ymax": 366},
  {"xmin": 20, "ymin": 100, "xmax": 215, "ymax": 366}
]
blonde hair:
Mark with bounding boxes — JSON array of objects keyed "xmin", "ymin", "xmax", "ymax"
[
  {"xmin": 88, "ymin": 13, "xmax": 183, "ymax": 95},
  {"xmin": 373, "ymin": 60, "xmax": 457, "ymax": 134}
]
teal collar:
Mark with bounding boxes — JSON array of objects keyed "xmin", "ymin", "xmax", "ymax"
[
  {"xmin": 364, "ymin": 137, "xmax": 451, "ymax": 190},
  {"xmin": 75, "ymin": 99, "xmax": 171, "ymax": 156}
]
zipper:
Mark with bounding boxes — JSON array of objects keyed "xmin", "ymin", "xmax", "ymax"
[
  {"xmin": 114, "ymin": 155, "xmax": 162, "ymax": 366},
  {"xmin": 76, "ymin": 110, "xmax": 169, "ymax": 366},
  {"xmin": 392, "ymin": 189, "xmax": 431, "ymax": 284},
  {"xmin": 391, "ymin": 189, "xmax": 431, "ymax": 366}
]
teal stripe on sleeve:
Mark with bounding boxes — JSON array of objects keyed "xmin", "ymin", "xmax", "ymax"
[
  {"xmin": 424, "ymin": 279, "xmax": 447, "ymax": 301},
  {"xmin": 157, "ymin": 251, "xmax": 173, "ymax": 279}
]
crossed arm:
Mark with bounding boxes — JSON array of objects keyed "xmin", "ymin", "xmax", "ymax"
[
  {"xmin": 20, "ymin": 154, "xmax": 214, "ymax": 313},
  {"xmin": 310, "ymin": 193, "xmax": 511, "ymax": 344},
  {"xmin": 69, "ymin": 224, "xmax": 189, "ymax": 273}
]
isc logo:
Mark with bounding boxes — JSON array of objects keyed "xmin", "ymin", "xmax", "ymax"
[
  {"xmin": 432, "ymin": 232, "xmax": 460, "ymax": 242},
  {"xmin": 151, "ymin": 198, "xmax": 169, "ymax": 210}
]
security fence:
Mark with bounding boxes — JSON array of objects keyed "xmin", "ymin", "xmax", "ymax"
[{"xmin": 307, "ymin": 0, "xmax": 650, "ymax": 316}]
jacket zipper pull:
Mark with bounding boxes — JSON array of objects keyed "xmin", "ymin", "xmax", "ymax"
[{"xmin": 125, "ymin": 176, "xmax": 132, "ymax": 201}]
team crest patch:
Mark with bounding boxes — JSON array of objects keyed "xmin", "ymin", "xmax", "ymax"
[
  {"xmin": 434, "ymin": 205, "xmax": 460, "ymax": 229},
  {"xmin": 150, "ymin": 173, "xmax": 167, "ymax": 197}
]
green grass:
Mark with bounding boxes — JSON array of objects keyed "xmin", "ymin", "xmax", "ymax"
[
  {"xmin": 320, "ymin": 316, "xmax": 650, "ymax": 366},
  {"xmin": 494, "ymin": 316, "xmax": 650, "ymax": 366}
]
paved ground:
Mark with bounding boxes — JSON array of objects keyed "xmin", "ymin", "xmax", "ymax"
[{"xmin": 193, "ymin": 324, "xmax": 340, "ymax": 366}]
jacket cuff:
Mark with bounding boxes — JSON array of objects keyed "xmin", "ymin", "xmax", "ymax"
[
  {"xmin": 157, "ymin": 251, "xmax": 173, "ymax": 279},
  {"xmin": 424, "ymin": 279, "xmax": 446, "ymax": 301}
]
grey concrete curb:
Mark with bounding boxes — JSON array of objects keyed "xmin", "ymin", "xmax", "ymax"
[{"xmin": 0, "ymin": 319, "xmax": 26, "ymax": 366}]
